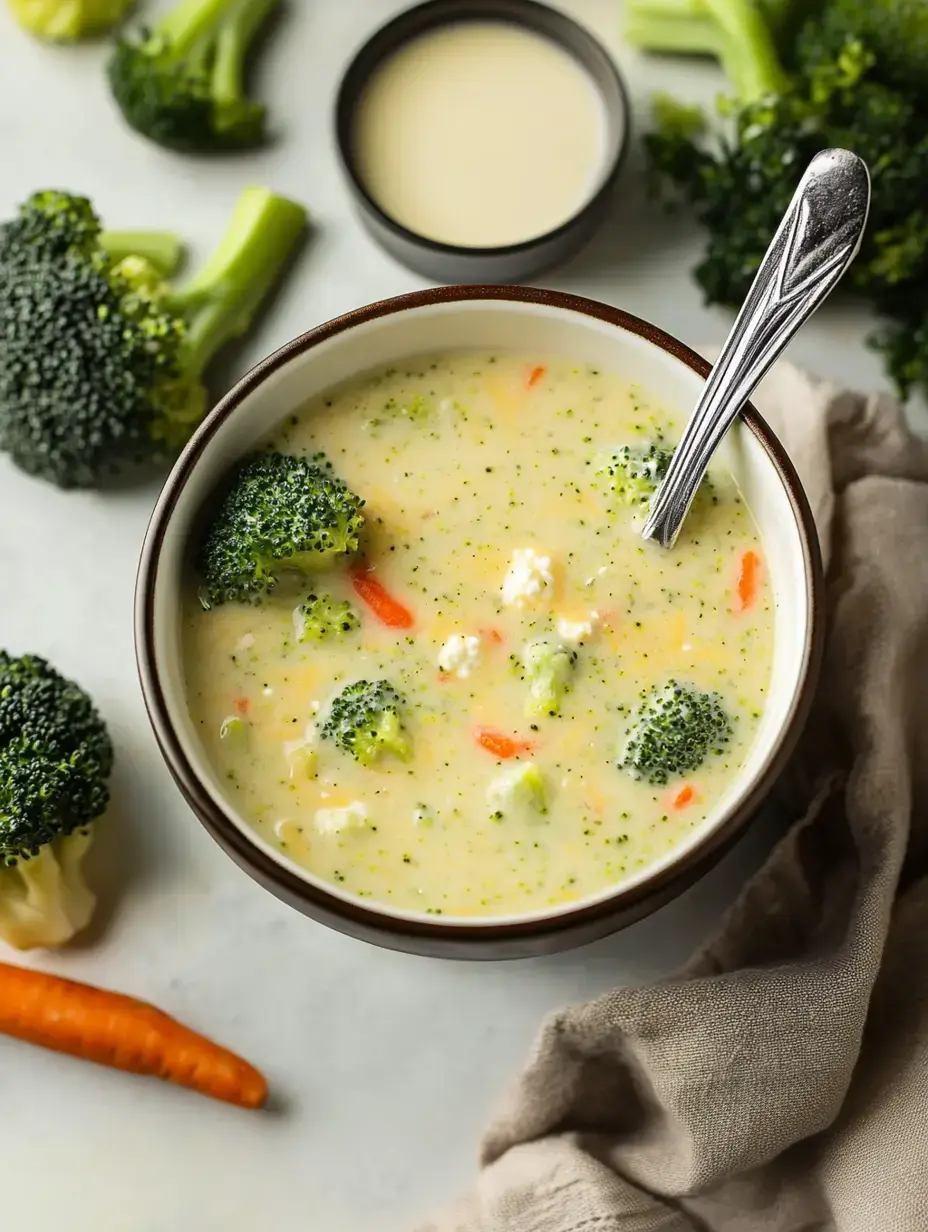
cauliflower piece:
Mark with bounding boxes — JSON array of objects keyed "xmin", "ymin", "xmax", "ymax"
[
  {"xmin": 314, "ymin": 801, "xmax": 369, "ymax": 835},
  {"xmin": 556, "ymin": 611, "xmax": 600, "ymax": 644},
  {"xmin": 502, "ymin": 548, "xmax": 554, "ymax": 608},
  {"xmin": 437, "ymin": 633, "xmax": 482, "ymax": 678}
]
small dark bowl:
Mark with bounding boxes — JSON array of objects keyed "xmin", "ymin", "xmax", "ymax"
[{"xmin": 334, "ymin": 0, "xmax": 631, "ymax": 283}]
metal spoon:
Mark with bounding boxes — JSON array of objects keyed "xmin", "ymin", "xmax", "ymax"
[{"xmin": 641, "ymin": 147, "xmax": 871, "ymax": 550}]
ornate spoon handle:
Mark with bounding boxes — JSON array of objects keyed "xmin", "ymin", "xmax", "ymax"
[{"xmin": 641, "ymin": 148, "xmax": 871, "ymax": 550}]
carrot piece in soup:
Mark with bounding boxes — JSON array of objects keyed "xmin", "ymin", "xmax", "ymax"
[
  {"xmin": 474, "ymin": 727, "xmax": 535, "ymax": 759},
  {"xmin": 350, "ymin": 562, "xmax": 415, "ymax": 628},
  {"xmin": 736, "ymin": 550, "xmax": 762, "ymax": 612}
]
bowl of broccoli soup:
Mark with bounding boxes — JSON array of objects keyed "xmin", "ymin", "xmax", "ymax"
[{"xmin": 136, "ymin": 287, "xmax": 823, "ymax": 958}]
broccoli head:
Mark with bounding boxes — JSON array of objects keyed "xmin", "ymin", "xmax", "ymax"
[
  {"xmin": 197, "ymin": 453, "xmax": 365, "ymax": 606},
  {"xmin": 0, "ymin": 186, "xmax": 306, "ymax": 488},
  {"xmin": 293, "ymin": 593, "xmax": 361, "ymax": 642},
  {"xmin": 0, "ymin": 652, "xmax": 113, "ymax": 950},
  {"xmin": 108, "ymin": 0, "xmax": 279, "ymax": 153},
  {"xmin": 520, "ymin": 640, "xmax": 577, "ymax": 719},
  {"xmin": 594, "ymin": 443, "xmax": 671, "ymax": 508},
  {"xmin": 618, "ymin": 680, "xmax": 733, "ymax": 786},
  {"xmin": 6, "ymin": 0, "xmax": 133, "ymax": 40},
  {"xmin": 320, "ymin": 680, "xmax": 410, "ymax": 766},
  {"xmin": 486, "ymin": 762, "xmax": 548, "ymax": 821}
]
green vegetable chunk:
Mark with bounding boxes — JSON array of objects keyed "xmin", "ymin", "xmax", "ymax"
[
  {"xmin": 640, "ymin": 0, "xmax": 928, "ymax": 402},
  {"xmin": 0, "ymin": 186, "xmax": 306, "ymax": 488},
  {"xmin": 521, "ymin": 640, "xmax": 577, "ymax": 718},
  {"xmin": 594, "ymin": 442, "xmax": 715, "ymax": 513},
  {"xmin": 0, "ymin": 652, "xmax": 113, "ymax": 950},
  {"xmin": 108, "ymin": 0, "xmax": 280, "ymax": 153},
  {"xmin": 294, "ymin": 593, "xmax": 361, "ymax": 642},
  {"xmin": 197, "ymin": 453, "xmax": 365, "ymax": 607},
  {"xmin": 320, "ymin": 680, "xmax": 410, "ymax": 766},
  {"xmin": 486, "ymin": 763, "xmax": 548, "ymax": 820},
  {"xmin": 618, "ymin": 680, "xmax": 733, "ymax": 785},
  {"xmin": 6, "ymin": 0, "xmax": 133, "ymax": 41}
]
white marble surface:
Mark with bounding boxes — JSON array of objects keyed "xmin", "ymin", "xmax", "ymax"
[{"xmin": 0, "ymin": 3, "xmax": 909, "ymax": 1230}]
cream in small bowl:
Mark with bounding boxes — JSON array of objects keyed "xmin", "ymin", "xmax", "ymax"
[
  {"xmin": 136, "ymin": 288, "xmax": 822, "ymax": 959},
  {"xmin": 335, "ymin": 2, "xmax": 630, "ymax": 283}
]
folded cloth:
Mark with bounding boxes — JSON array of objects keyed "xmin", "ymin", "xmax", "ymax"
[{"xmin": 419, "ymin": 362, "xmax": 928, "ymax": 1232}]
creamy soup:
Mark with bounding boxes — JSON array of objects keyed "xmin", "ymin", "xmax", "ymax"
[
  {"xmin": 352, "ymin": 22, "xmax": 608, "ymax": 247},
  {"xmin": 184, "ymin": 353, "xmax": 773, "ymax": 918}
]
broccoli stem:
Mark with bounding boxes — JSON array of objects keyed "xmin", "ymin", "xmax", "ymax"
[
  {"xmin": 626, "ymin": 15, "xmax": 728, "ymax": 58},
  {"xmin": 627, "ymin": 0, "xmax": 788, "ymax": 100},
  {"xmin": 156, "ymin": 0, "xmax": 238, "ymax": 54},
  {"xmin": 211, "ymin": 0, "xmax": 279, "ymax": 106},
  {"xmin": 100, "ymin": 231, "xmax": 186, "ymax": 277},
  {"xmin": 170, "ymin": 186, "xmax": 306, "ymax": 376}
]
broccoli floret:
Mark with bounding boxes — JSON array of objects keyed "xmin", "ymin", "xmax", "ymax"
[
  {"xmin": 618, "ymin": 680, "xmax": 733, "ymax": 786},
  {"xmin": 0, "ymin": 186, "xmax": 306, "ymax": 488},
  {"xmin": 594, "ymin": 442, "xmax": 717, "ymax": 514},
  {"xmin": 320, "ymin": 680, "xmax": 410, "ymax": 766},
  {"xmin": 521, "ymin": 641, "xmax": 577, "ymax": 719},
  {"xmin": 197, "ymin": 453, "xmax": 365, "ymax": 606},
  {"xmin": 108, "ymin": 0, "xmax": 279, "ymax": 153},
  {"xmin": 486, "ymin": 762, "xmax": 548, "ymax": 821},
  {"xmin": 0, "ymin": 652, "xmax": 113, "ymax": 950},
  {"xmin": 6, "ymin": 0, "xmax": 133, "ymax": 40},
  {"xmin": 641, "ymin": 0, "xmax": 928, "ymax": 402},
  {"xmin": 293, "ymin": 593, "xmax": 361, "ymax": 642}
]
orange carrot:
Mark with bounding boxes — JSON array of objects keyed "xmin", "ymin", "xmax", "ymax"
[
  {"xmin": 670, "ymin": 784, "xmax": 697, "ymax": 810},
  {"xmin": 736, "ymin": 550, "xmax": 761, "ymax": 612},
  {"xmin": 482, "ymin": 627, "xmax": 505, "ymax": 645},
  {"xmin": 474, "ymin": 727, "xmax": 535, "ymax": 759},
  {"xmin": 350, "ymin": 562, "xmax": 415, "ymax": 628},
  {"xmin": 527, "ymin": 365, "xmax": 546, "ymax": 388},
  {"xmin": 0, "ymin": 962, "xmax": 267, "ymax": 1109},
  {"xmin": 234, "ymin": 696, "xmax": 250, "ymax": 716}
]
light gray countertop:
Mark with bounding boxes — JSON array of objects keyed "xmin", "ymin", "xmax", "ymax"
[{"xmin": 0, "ymin": 3, "xmax": 908, "ymax": 1229}]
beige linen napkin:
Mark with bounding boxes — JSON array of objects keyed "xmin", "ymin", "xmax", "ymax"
[{"xmin": 420, "ymin": 362, "xmax": 928, "ymax": 1232}]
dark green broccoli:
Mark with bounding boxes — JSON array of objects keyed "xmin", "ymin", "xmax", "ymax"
[
  {"xmin": 108, "ymin": 0, "xmax": 279, "ymax": 153},
  {"xmin": 0, "ymin": 186, "xmax": 306, "ymax": 488},
  {"xmin": 0, "ymin": 652, "xmax": 113, "ymax": 950},
  {"xmin": 197, "ymin": 453, "xmax": 365, "ymax": 606},
  {"xmin": 520, "ymin": 641, "xmax": 577, "ymax": 719},
  {"xmin": 294, "ymin": 593, "xmax": 361, "ymax": 642},
  {"xmin": 639, "ymin": 0, "xmax": 928, "ymax": 402},
  {"xmin": 618, "ymin": 680, "xmax": 733, "ymax": 786},
  {"xmin": 6, "ymin": 0, "xmax": 133, "ymax": 41},
  {"xmin": 320, "ymin": 680, "xmax": 410, "ymax": 766}
]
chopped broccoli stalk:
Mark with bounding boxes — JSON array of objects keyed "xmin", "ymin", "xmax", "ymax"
[
  {"xmin": 0, "ymin": 652, "xmax": 112, "ymax": 950},
  {"xmin": 521, "ymin": 640, "xmax": 577, "ymax": 718},
  {"xmin": 197, "ymin": 453, "xmax": 365, "ymax": 606},
  {"xmin": 0, "ymin": 186, "xmax": 306, "ymax": 488},
  {"xmin": 219, "ymin": 714, "xmax": 248, "ymax": 743},
  {"xmin": 486, "ymin": 763, "xmax": 548, "ymax": 820},
  {"xmin": 618, "ymin": 680, "xmax": 733, "ymax": 785},
  {"xmin": 6, "ymin": 0, "xmax": 133, "ymax": 40},
  {"xmin": 293, "ymin": 593, "xmax": 361, "ymax": 642},
  {"xmin": 320, "ymin": 680, "xmax": 410, "ymax": 766},
  {"xmin": 108, "ymin": 0, "xmax": 280, "ymax": 153}
]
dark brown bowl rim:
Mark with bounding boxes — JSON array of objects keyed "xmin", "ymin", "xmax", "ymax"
[
  {"xmin": 135, "ymin": 285, "xmax": 825, "ymax": 947},
  {"xmin": 333, "ymin": 0, "xmax": 632, "ymax": 260}
]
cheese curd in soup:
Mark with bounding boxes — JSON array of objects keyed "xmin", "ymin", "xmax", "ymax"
[{"xmin": 183, "ymin": 353, "xmax": 773, "ymax": 918}]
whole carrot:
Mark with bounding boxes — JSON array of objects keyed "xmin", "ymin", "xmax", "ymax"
[{"xmin": 0, "ymin": 962, "xmax": 267, "ymax": 1109}]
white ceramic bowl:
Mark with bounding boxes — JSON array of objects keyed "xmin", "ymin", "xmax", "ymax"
[{"xmin": 136, "ymin": 287, "xmax": 823, "ymax": 959}]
